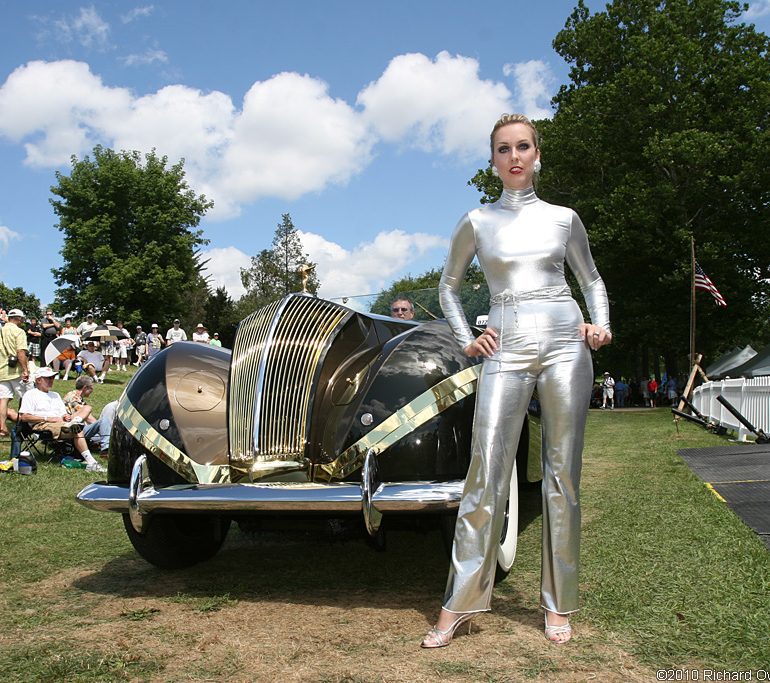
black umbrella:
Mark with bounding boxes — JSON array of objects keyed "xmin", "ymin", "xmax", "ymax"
[
  {"xmin": 81, "ymin": 324, "xmax": 130, "ymax": 342},
  {"xmin": 44, "ymin": 334, "xmax": 80, "ymax": 366}
]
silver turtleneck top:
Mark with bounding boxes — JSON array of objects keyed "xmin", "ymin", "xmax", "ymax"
[{"xmin": 439, "ymin": 187, "xmax": 610, "ymax": 350}]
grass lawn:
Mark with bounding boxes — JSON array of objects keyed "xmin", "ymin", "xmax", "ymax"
[{"xmin": 0, "ymin": 369, "xmax": 767, "ymax": 682}]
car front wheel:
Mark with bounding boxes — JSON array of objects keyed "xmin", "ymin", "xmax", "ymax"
[{"xmin": 122, "ymin": 514, "xmax": 231, "ymax": 569}]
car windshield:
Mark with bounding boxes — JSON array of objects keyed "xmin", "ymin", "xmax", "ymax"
[{"xmin": 327, "ymin": 282, "xmax": 491, "ymax": 327}]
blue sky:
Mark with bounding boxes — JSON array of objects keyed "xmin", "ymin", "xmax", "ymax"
[{"xmin": 1, "ymin": 1, "xmax": 769, "ymax": 312}]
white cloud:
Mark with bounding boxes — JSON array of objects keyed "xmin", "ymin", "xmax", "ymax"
[
  {"xmin": 0, "ymin": 225, "xmax": 22, "ymax": 254},
  {"xmin": 214, "ymin": 72, "xmax": 370, "ymax": 215},
  {"xmin": 503, "ymin": 59, "xmax": 555, "ymax": 120},
  {"xmin": 744, "ymin": 0, "xmax": 770, "ymax": 18},
  {"xmin": 200, "ymin": 247, "xmax": 252, "ymax": 299},
  {"xmin": 109, "ymin": 84, "xmax": 235, "ymax": 189},
  {"xmin": 44, "ymin": 6, "xmax": 111, "ymax": 50},
  {"xmin": 0, "ymin": 60, "xmax": 131, "ymax": 166},
  {"xmin": 298, "ymin": 229, "xmax": 447, "ymax": 299},
  {"xmin": 357, "ymin": 51, "xmax": 513, "ymax": 159},
  {"xmin": 121, "ymin": 5, "xmax": 155, "ymax": 23},
  {"xmin": 121, "ymin": 48, "xmax": 168, "ymax": 67},
  {"xmin": 200, "ymin": 230, "xmax": 447, "ymax": 303},
  {"xmin": 0, "ymin": 54, "xmax": 560, "ymax": 217}
]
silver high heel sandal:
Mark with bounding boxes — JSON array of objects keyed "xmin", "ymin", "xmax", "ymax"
[
  {"xmin": 421, "ymin": 612, "xmax": 474, "ymax": 649},
  {"xmin": 544, "ymin": 613, "xmax": 572, "ymax": 644}
]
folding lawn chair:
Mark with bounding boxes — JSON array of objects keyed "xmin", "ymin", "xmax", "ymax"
[{"xmin": 15, "ymin": 420, "xmax": 75, "ymax": 462}]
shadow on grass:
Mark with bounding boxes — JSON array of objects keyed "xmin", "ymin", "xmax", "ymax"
[{"xmin": 72, "ymin": 484, "xmax": 543, "ymax": 625}]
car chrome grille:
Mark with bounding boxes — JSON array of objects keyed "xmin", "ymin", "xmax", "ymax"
[{"xmin": 228, "ymin": 294, "xmax": 351, "ymax": 478}]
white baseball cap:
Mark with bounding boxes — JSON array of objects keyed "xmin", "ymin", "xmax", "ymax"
[{"xmin": 34, "ymin": 367, "xmax": 56, "ymax": 379}]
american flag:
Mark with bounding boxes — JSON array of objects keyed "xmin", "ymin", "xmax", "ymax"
[{"xmin": 694, "ymin": 261, "xmax": 727, "ymax": 307}]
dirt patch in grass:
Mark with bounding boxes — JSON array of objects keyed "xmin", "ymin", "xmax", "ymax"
[{"xmin": 8, "ymin": 537, "xmax": 657, "ymax": 683}]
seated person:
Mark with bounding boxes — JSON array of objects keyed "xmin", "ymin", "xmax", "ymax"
[
  {"xmin": 19, "ymin": 367, "xmax": 105, "ymax": 472},
  {"xmin": 63, "ymin": 375, "xmax": 97, "ymax": 424},
  {"xmin": 64, "ymin": 375, "xmax": 118, "ymax": 455},
  {"xmin": 76, "ymin": 341, "xmax": 105, "ymax": 382},
  {"xmin": 52, "ymin": 345, "xmax": 76, "ymax": 381}
]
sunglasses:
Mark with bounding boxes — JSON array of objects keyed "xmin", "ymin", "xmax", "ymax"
[{"xmin": 391, "ymin": 307, "xmax": 411, "ymax": 313}]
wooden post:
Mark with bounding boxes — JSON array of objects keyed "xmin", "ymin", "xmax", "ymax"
[{"xmin": 677, "ymin": 353, "xmax": 703, "ymax": 412}]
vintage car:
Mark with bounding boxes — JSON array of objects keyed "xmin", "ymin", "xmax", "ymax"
[{"xmin": 77, "ymin": 293, "xmax": 541, "ymax": 578}]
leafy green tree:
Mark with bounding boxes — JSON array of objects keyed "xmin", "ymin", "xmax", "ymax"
[
  {"xmin": 471, "ymin": 0, "xmax": 770, "ymax": 377},
  {"xmin": 0, "ymin": 283, "xmax": 41, "ymax": 319},
  {"xmin": 204, "ymin": 286, "xmax": 239, "ymax": 348},
  {"xmin": 50, "ymin": 146, "xmax": 212, "ymax": 325},
  {"xmin": 238, "ymin": 213, "xmax": 319, "ymax": 313}
]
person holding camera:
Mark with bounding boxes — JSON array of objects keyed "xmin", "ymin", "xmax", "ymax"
[{"xmin": 0, "ymin": 309, "xmax": 31, "ymax": 437}]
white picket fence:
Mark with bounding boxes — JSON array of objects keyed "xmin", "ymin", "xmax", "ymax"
[{"xmin": 692, "ymin": 376, "xmax": 770, "ymax": 441}]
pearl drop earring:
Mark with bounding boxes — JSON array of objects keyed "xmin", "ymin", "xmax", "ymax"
[
  {"xmin": 491, "ymin": 167, "xmax": 499, "ymax": 177},
  {"xmin": 534, "ymin": 159, "xmax": 542, "ymax": 173}
]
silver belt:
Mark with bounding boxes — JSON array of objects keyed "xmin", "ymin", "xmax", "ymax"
[{"xmin": 489, "ymin": 285, "xmax": 572, "ymax": 354}]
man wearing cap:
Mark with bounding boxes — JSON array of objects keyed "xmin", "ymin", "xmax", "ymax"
[
  {"xmin": 601, "ymin": 371, "xmax": 616, "ymax": 410},
  {"xmin": 209, "ymin": 332, "xmax": 222, "ymax": 348},
  {"xmin": 192, "ymin": 323, "xmax": 209, "ymax": 344},
  {"xmin": 146, "ymin": 324, "xmax": 164, "ymax": 360},
  {"xmin": 76, "ymin": 313, "xmax": 97, "ymax": 340},
  {"xmin": 133, "ymin": 325, "xmax": 147, "ymax": 366},
  {"xmin": 77, "ymin": 340, "xmax": 105, "ymax": 382},
  {"xmin": 0, "ymin": 309, "xmax": 31, "ymax": 436},
  {"xmin": 19, "ymin": 367, "xmax": 105, "ymax": 472},
  {"xmin": 166, "ymin": 319, "xmax": 187, "ymax": 345}
]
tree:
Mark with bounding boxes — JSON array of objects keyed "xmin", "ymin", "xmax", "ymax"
[
  {"xmin": 50, "ymin": 146, "xmax": 212, "ymax": 325},
  {"xmin": 471, "ymin": 0, "xmax": 770, "ymax": 377},
  {"xmin": 204, "ymin": 286, "xmax": 239, "ymax": 348},
  {"xmin": 0, "ymin": 283, "xmax": 41, "ymax": 318},
  {"xmin": 238, "ymin": 213, "xmax": 319, "ymax": 313}
]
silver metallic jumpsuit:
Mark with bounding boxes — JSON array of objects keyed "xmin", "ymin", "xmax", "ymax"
[{"xmin": 438, "ymin": 186, "xmax": 610, "ymax": 615}]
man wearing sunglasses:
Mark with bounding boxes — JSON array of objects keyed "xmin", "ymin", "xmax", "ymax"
[{"xmin": 389, "ymin": 297, "xmax": 415, "ymax": 321}]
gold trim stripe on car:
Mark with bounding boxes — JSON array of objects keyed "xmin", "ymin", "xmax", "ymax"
[
  {"xmin": 116, "ymin": 393, "xmax": 230, "ymax": 485},
  {"xmin": 318, "ymin": 364, "xmax": 481, "ymax": 480}
]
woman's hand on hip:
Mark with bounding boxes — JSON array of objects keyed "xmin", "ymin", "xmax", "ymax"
[
  {"xmin": 580, "ymin": 323, "xmax": 612, "ymax": 351},
  {"xmin": 464, "ymin": 327, "xmax": 498, "ymax": 358}
]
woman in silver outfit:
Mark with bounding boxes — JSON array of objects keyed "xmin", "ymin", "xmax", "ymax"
[{"xmin": 422, "ymin": 113, "xmax": 612, "ymax": 648}]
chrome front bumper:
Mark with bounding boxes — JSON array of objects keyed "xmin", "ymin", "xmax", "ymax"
[
  {"xmin": 76, "ymin": 478, "xmax": 465, "ymax": 513},
  {"xmin": 76, "ymin": 454, "xmax": 464, "ymax": 537}
]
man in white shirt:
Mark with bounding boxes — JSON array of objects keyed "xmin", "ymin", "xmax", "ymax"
[
  {"xmin": 77, "ymin": 341, "xmax": 105, "ymax": 382},
  {"xmin": 166, "ymin": 319, "xmax": 187, "ymax": 345},
  {"xmin": 192, "ymin": 323, "xmax": 209, "ymax": 344},
  {"xmin": 76, "ymin": 313, "xmax": 98, "ymax": 339},
  {"xmin": 601, "ymin": 372, "xmax": 616, "ymax": 410},
  {"xmin": 19, "ymin": 367, "xmax": 105, "ymax": 472}
]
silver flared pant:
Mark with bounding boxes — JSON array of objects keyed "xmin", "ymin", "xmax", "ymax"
[{"xmin": 443, "ymin": 299, "xmax": 593, "ymax": 615}]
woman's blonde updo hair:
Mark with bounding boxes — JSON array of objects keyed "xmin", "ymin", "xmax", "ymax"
[{"xmin": 489, "ymin": 113, "xmax": 540, "ymax": 161}]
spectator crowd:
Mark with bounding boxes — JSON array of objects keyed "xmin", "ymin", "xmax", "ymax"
[{"xmin": 0, "ymin": 305, "xmax": 224, "ymax": 470}]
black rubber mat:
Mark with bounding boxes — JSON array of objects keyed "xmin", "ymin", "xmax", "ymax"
[
  {"xmin": 678, "ymin": 448, "xmax": 770, "ymax": 483},
  {"xmin": 678, "ymin": 444, "xmax": 770, "ymax": 550},
  {"xmin": 710, "ymin": 482, "xmax": 770, "ymax": 533}
]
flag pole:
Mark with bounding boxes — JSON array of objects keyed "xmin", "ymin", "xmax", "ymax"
[{"xmin": 690, "ymin": 236, "xmax": 696, "ymax": 366}]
